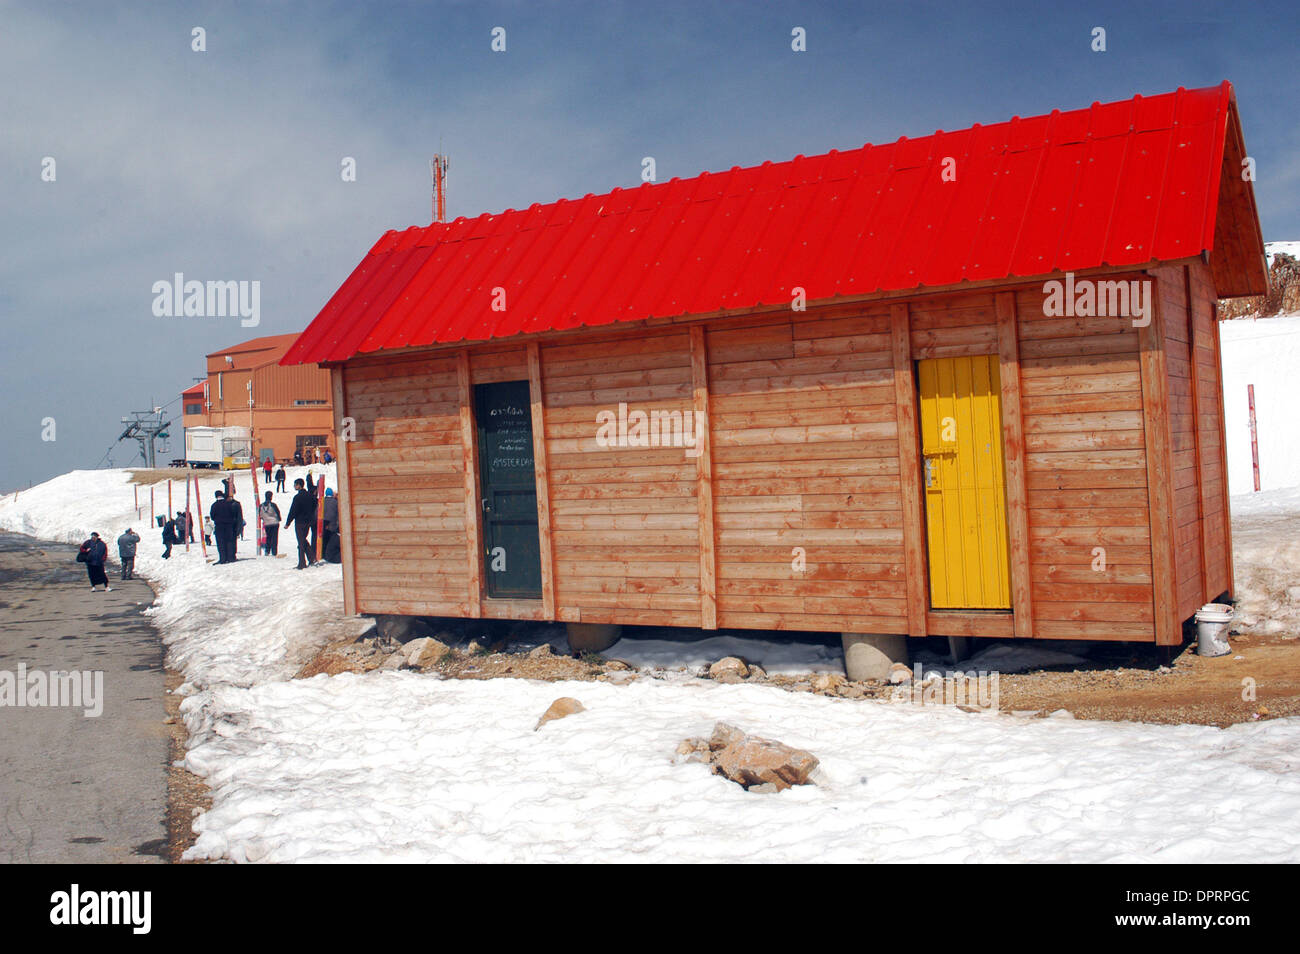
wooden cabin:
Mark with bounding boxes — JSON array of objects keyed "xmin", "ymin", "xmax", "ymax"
[{"xmin": 283, "ymin": 82, "xmax": 1267, "ymax": 669}]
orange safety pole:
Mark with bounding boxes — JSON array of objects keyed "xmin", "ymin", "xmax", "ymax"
[
  {"xmin": 193, "ymin": 474, "xmax": 208, "ymax": 560},
  {"xmin": 150, "ymin": 485, "xmax": 155, "ymax": 526},
  {"xmin": 167, "ymin": 480, "xmax": 173, "ymax": 530},
  {"xmin": 250, "ymin": 453, "xmax": 262, "ymax": 557},
  {"xmin": 315, "ymin": 469, "xmax": 325, "ymax": 564}
]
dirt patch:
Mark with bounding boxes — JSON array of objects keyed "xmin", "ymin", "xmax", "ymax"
[
  {"xmin": 992, "ymin": 631, "xmax": 1299, "ymax": 726},
  {"xmin": 129, "ymin": 468, "xmax": 205, "ymax": 485},
  {"xmin": 164, "ymin": 668, "xmax": 211, "ymax": 863}
]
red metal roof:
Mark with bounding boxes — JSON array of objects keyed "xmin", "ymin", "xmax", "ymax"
[{"xmin": 284, "ymin": 82, "xmax": 1258, "ymax": 365}]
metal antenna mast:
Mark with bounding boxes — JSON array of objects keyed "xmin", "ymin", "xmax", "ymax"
[{"xmin": 430, "ymin": 154, "xmax": 449, "ymax": 223}]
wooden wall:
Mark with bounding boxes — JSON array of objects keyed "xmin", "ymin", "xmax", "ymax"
[
  {"xmin": 343, "ymin": 351, "xmax": 472, "ymax": 616},
  {"xmin": 1154, "ymin": 260, "xmax": 1234, "ymax": 629},
  {"xmin": 1013, "ymin": 281, "xmax": 1155, "ymax": 641},
  {"xmin": 334, "ymin": 264, "xmax": 1240, "ymax": 645},
  {"xmin": 541, "ymin": 332, "xmax": 702, "ymax": 627},
  {"xmin": 706, "ymin": 306, "xmax": 906, "ymax": 634}
]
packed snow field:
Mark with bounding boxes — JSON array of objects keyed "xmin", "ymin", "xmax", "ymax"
[{"xmin": 3, "ymin": 468, "xmax": 1299, "ymax": 863}]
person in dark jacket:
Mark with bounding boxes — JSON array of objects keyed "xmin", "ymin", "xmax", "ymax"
[
  {"xmin": 210, "ymin": 490, "xmax": 236, "ymax": 564},
  {"xmin": 323, "ymin": 529, "xmax": 342, "ymax": 564},
  {"xmin": 78, "ymin": 533, "xmax": 111, "ymax": 591},
  {"xmin": 274, "ymin": 464, "xmax": 286, "ymax": 493},
  {"xmin": 259, "ymin": 491, "xmax": 281, "ymax": 556},
  {"xmin": 284, "ymin": 478, "xmax": 317, "ymax": 569},
  {"xmin": 161, "ymin": 516, "xmax": 177, "ymax": 559},
  {"xmin": 117, "ymin": 528, "xmax": 140, "ymax": 580},
  {"xmin": 320, "ymin": 488, "xmax": 339, "ymax": 556}
]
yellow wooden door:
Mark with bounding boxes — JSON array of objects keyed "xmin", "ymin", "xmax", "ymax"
[{"xmin": 918, "ymin": 355, "xmax": 1011, "ymax": 609}]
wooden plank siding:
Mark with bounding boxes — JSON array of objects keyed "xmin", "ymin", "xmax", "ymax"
[
  {"xmin": 333, "ymin": 269, "xmax": 1233, "ymax": 645},
  {"xmin": 541, "ymin": 330, "xmax": 703, "ymax": 627},
  {"xmin": 708, "ymin": 306, "xmax": 908, "ymax": 634},
  {"xmin": 345, "ymin": 351, "xmax": 474, "ymax": 617},
  {"xmin": 1014, "ymin": 276, "xmax": 1157, "ymax": 642}
]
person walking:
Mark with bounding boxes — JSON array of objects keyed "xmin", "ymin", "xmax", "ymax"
[
  {"xmin": 210, "ymin": 490, "xmax": 235, "ymax": 564},
  {"xmin": 161, "ymin": 515, "xmax": 177, "ymax": 559},
  {"xmin": 259, "ymin": 491, "xmax": 282, "ymax": 556},
  {"xmin": 321, "ymin": 487, "xmax": 339, "ymax": 556},
  {"xmin": 262, "ymin": 457, "xmax": 273, "ymax": 485},
  {"xmin": 78, "ymin": 533, "xmax": 111, "ymax": 591},
  {"xmin": 202, "ymin": 514, "xmax": 214, "ymax": 547},
  {"xmin": 274, "ymin": 463, "xmax": 286, "ymax": 493},
  {"xmin": 116, "ymin": 528, "xmax": 140, "ymax": 580},
  {"xmin": 284, "ymin": 478, "xmax": 317, "ymax": 569}
]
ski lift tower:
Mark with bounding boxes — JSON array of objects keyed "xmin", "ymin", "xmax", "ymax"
[{"xmin": 118, "ymin": 408, "xmax": 171, "ymax": 469}]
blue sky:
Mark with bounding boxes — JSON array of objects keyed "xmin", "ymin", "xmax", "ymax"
[{"xmin": 2, "ymin": 0, "xmax": 1297, "ymax": 491}]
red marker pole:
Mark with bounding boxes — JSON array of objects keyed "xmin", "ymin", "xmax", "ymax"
[
  {"xmin": 250, "ymin": 453, "xmax": 262, "ymax": 558},
  {"xmin": 193, "ymin": 474, "xmax": 209, "ymax": 560},
  {"xmin": 1248, "ymin": 384, "xmax": 1261, "ymax": 492},
  {"xmin": 315, "ymin": 471, "xmax": 325, "ymax": 564}
]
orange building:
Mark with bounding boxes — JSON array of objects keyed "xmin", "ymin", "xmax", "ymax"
[{"xmin": 181, "ymin": 333, "xmax": 334, "ymax": 464}]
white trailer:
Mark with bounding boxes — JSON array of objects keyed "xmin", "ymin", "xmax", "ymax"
[{"xmin": 184, "ymin": 426, "xmax": 251, "ymax": 469}]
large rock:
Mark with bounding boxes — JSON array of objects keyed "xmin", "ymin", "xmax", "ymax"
[
  {"xmin": 373, "ymin": 614, "xmax": 439, "ymax": 643},
  {"xmin": 404, "ymin": 636, "xmax": 451, "ymax": 668},
  {"xmin": 566, "ymin": 623, "xmax": 622, "ymax": 654},
  {"xmin": 708, "ymin": 657, "xmax": 749, "ymax": 683},
  {"xmin": 678, "ymin": 722, "xmax": 818, "ymax": 792},
  {"xmin": 712, "ymin": 734, "xmax": 819, "ymax": 791},
  {"xmin": 535, "ymin": 697, "xmax": 586, "ymax": 731},
  {"xmin": 842, "ymin": 632, "xmax": 909, "ymax": 682}
]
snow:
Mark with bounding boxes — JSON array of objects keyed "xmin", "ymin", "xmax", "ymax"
[
  {"xmin": 1265, "ymin": 240, "xmax": 1300, "ymax": 264},
  {"xmin": 1221, "ymin": 312, "xmax": 1300, "ymax": 494},
  {"xmin": 1229, "ymin": 484, "xmax": 1300, "ymax": 636},
  {"xmin": 4, "ymin": 465, "xmax": 1300, "ymax": 863},
  {"xmin": 180, "ymin": 672, "xmax": 1300, "ymax": 863}
]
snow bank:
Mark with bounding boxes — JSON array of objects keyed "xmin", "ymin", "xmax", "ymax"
[
  {"xmin": 0, "ymin": 464, "xmax": 369, "ymax": 686},
  {"xmin": 1221, "ymin": 313, "xmax": 1300, "ymax": 494},
  {"xmin": 1229, "ymin": 484, "xmax": 1300, "ymax": 636},
  {"xmin": 180, "ymin": 672, "xmax": 1300, "ymax": 863}
]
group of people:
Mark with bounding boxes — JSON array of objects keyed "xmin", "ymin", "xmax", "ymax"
[
  {"xmin": 211, "ymin": 471, "xmax": 342, "ymax": 568},
  {"xmin": 76, "ymin": 467, "xmax": 344, "ymax": 589}
]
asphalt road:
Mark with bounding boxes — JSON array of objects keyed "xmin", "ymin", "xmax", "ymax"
[{"xmin": 0, "ymin": 533, "xmax": 167, "ymax": 863}]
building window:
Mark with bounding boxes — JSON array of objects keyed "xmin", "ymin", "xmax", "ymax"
[
  {"xmin": 296, "ymin": 435, "xmax": 328, "ymax": 449},
  {"xmin": 293, "ymin": 399, "xmax": 327, "ymax": 406},
  {"xmin": 184, "ymin": 403, "xmax": 203, "ymax": 415}
]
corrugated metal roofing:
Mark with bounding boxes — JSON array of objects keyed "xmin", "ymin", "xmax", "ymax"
[{"xmin": 284, "ymin": 81, "xmax": 1254, "ymax": 365}]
